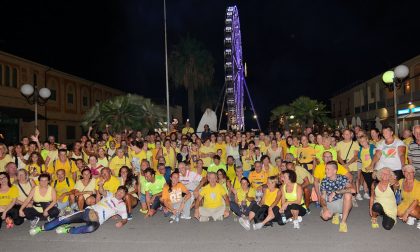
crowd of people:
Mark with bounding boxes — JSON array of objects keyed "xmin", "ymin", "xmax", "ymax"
[{"xmin": 0, "ymin": 121, "xmax": 419, "ymax": 235}]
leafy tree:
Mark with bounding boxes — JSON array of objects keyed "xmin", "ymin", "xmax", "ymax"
[{"xmin": 81, "ymin": 94, "xmax": 165, "ymax": 133}]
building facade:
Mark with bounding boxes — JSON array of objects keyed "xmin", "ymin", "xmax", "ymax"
[
  {"xmin": 0, "ymin": 51, "xmax": 182, "ymax": 144},
  {"xmin": 330, "ymin": 54, "xmax": 420, "ymax": 134}
]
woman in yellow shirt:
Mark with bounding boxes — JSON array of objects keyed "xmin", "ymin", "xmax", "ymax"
[
  {"xmin": 160, "ymin": 140, "xmax": 176, "ymax": 170},
  {"xmin": 0, "ymin": 172, "xmax": 23, "ymax": 228},
  {"xmin": 397, "ymin": 165, "xmax": 420, "ymax": 227},
  {"xmin": 239, "ymin": 176, "xmax": 281, "ymax": 230},
  {"xmin": 231, "ymin": 177, "xmax": 256, "ymax": 217},
  {"xmin": 279, "ymin": 170, "xmax": 306, "ymax": 229},
  {"xmin": 26, "ymin": 152, "xmax": 46, "ymax": 180}
]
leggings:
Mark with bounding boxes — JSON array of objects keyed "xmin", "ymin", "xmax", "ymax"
[
  {"xmin": 230, "ymin": 200, "xmax": 257, "ymax": 217},
  {"xmin": 43, "ymin": 209, "xmax": 100, "ymax": 234},
  {"xmin": 361, "ymin": 171, "xmax": 373, "ymax": 195},
  {"xmin": 23, "ymin": 205, "xmax": 60, "ymax": 220},
  {"xmin": 372, "ymin": 202, "xmax": 395, "ymax": 230},
  {"xmin": 283, "ymin": 204, "xmax": 307, "ymax": 219},
  {"xmin": 0, "ymin": 205, "xmax": 24, "ymax": 228}
]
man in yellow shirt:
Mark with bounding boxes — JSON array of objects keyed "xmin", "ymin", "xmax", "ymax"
[
  {"xmin": 95, "ymin": 168, "xmax": 121, "ymax": 202},
  {"xmin": 313, "ymin": 152, "xmax": 351, "ymax": 203},
  {"xmin": 53, "ymin": 169, "xmax": 75, "ymax": 213},
  {"xmin": 248, "ymin": 161, "xmax": 268, "ymax": 190},
  {"xmin": 199, "ymin": 138, "xmax": 216, "ymax": 168},
  {"xmin": 194, "ymin": 172, "xmax": 230, "ymax": 222},
  {"xmin": 109, "ymin": 148, "xmax": 131, "ymax": 175},
  {"xmin": 0, "ymin": 143, "xmax": 13, "ymax": 172},
  {"xmin": 297, "ymin": 135, "xmax": 316, "ymax": 171},
  {"xmin": 47, "ymin": 149, "xmax": 78, "ymax": 181},
  {"xmin": 214, "ymin": 135, "xmax": 227, "ymax": 163}
]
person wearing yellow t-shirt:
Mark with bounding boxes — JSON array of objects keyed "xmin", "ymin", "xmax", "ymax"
[
  {"xmin": 53, "ymin": 169, "xmax": 75, "ymax": 212},
  {"xmin": 261, "ymin": 155, "xmax": 279, "ymax": 177},
  {"xmin": 248, "ymin": 161, "xmax": 268, "ymax": 190},
  {"xmin": 199, "ymin": 138, "xmax": 216, "ymax": 168},
  {"xmin": 230, "ymin": 177, "xmax": 256, "ymax": 217},
  {"xmin": 0, "ymin": 143, "xmax": 13, "ymax": 172},
  {"xmin": 313, "ymin": 152, "xmax": 351, "ymax": 203},
  {"xmin": 47, "ymin": 149, "xmax": 78, "ymax": 182},
  {"xmin": 194, "ymin": 172, "xmax": 230, "ymax": 222},
  {"xmin": 181, "ymin": 121, "xmax": 195, "ymax": 135},
  {"xmin": 239, "ymin": 176, "xmax": 281, "ymax": 230},
  {"xmin": 336, "ymin": 129, "xmax": 360, "ymax": 174},
  {"xmin": 230, "ymin": 166, "xmax": 244, "ymax": 192},
  {"xmin": 129, "ymin": 142, "xmax": 148, "ymax": 175},
  {"xmin": 160, "ymin": 140, "xmax": 176, "ymax": 170},
  {"xmin": 0, "ymin": 172, "xmax": 23, "ymax": 227},
  {"xmin": 226, "ymin": 156, "xmax": 236, "ymax": 182},
  {"xmin": 357, "ymin": 135, "xmax": 375, "ymax": 199},
  {"xmin": 241, "ymin": 149, "xmax": 254, "ymax": 177},
  {"xmin": 95, "ymin": 168, "xmax": 121, "ymax": 203},
  {"xmin": 109, "ymin": 148, "xmax": 131, "ymax": 176},
  {"xmin": 214, "ymin": 136, "xmax": 227, "ymax": 163},
  {"xmin": 315, "ymin": 137, "xmax": 338, "ymax": 163},
  {"xmin": 297, "ymin": 136, "xmax": 316, "ymax": 171},
  {"xmin": 26, "ymin": 152, "xmax": 46, "ymax": 179}
]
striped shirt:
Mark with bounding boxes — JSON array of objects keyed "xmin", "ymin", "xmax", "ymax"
[{"xmin": 408, "ymin": 141, "xmax": 420, "ymax": 180}]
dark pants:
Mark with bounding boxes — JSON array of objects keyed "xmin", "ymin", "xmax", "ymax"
[
  {"xmin": 372, "ymin": 202, "xmax": 395, "ymax": 230},
  {"xmin": 151, "ymin": 196, "xmax": 161, "ymax": 210},
  {"xmin": 250, "ymin": 204, "xmax": 281, "ymax": 225},
  {"xmin": 43, "ymin": 209, "xmax": 100, "ymax": 234},
  {"xmin": 23, "ymin": 203, "xmax": 60, "ymax": 221},
  {"xmin": 283, "ymin": 204, "xmax": 307, "ymax": 219},
  {"xmin": 230, "ymin": 200, "xmax": 256, "ymax": 217},
  {"xmin": 362, "ymin": 171, "xmax": 373, "ymax": 195},
  {"xmin": 0, "ymin": 205, "xmax": 24, "ymax": 228}
]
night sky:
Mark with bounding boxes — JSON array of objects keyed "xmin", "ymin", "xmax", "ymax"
[{"xmin": 1, "ymin": 0, "xmax": 420, "ymax": 129}]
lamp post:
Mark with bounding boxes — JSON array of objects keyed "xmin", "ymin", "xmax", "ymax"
[
  {"xmin": 20, "ymin": 84, "xmax": 51, "ymax": 130},
  {"xmin": 382, "ymin": 65, "xmax": 409, "ymax": 133}
]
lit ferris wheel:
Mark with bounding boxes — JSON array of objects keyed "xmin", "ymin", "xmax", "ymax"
[{"xmin": 223, "ymin": 6, "xmax": 260, "ymax": 131}]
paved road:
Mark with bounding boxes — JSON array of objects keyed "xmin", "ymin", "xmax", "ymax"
[{"xmin": 0, "ymin": 199, "xmax": 418, "ymax": 252}]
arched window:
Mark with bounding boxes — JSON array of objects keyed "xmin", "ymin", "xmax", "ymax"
[
  {"xmin": 5, "ymin": 66, "xmax": 10, "ymax": 86},
  {"xmin": 12, "ymin": 68, "xmax": 18, "ymax": 87},
  {"xmin": 67, "ymin": 84, "xmax": 75, "ymax": 105}
]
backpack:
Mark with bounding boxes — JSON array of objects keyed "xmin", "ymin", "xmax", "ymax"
[
  {"xmin": 53, "ymin": 177, "xmax": 70, "ymax": 188},
  {"xmin": 358, "ymin": 144, "xmax": 375, "ymax": 160}
]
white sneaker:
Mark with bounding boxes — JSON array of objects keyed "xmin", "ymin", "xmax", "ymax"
[
  {"xmin": 352, "ymin": 197, "xmax": 359, "ymax": 207},
  {"xmin": 252, "ymin": 222, "xmax": 264, "ymax": 230},
  {"xmin": 363, "ymin": 193, "xmax": 370, "ymax": 199},
  {"xmin": 407, "ymin": 217, "xmax": 416, "ymax": 226},
  {"xmin": 30, "ymin": 217, "xmax": 40, "ymax": 229},
  {"xmin": 297, "ymin": 216, "xmax": 303, "ymax": 223},
  {"xmin": 356, "ymin": 193, "xmax": 363, "ymax": 201},
  {"xmin": 180, "ymin": 215, "xmax": 191, "ymax": 220},
  {"xmin": 293, "ymin": 220, "xmax": 300, "ymax": 229},
  {"xmin": 239, "ymin": 217, "xmax": 251, "ymax": 231}
]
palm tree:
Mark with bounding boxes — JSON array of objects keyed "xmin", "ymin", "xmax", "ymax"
[
  {"xmin": 270, "ymin": 105, "xmax": 292, "ymax": 130},
  {"xmin": 168, "ymin": 37, "xmax": 215, "ymax": 127},
  {"xmin": 81, "ymin": 94, "xmax": 165, "ymax": 133},
  {"xmin": 289, "ymin": 96, "xmax": 329, "ymax": 128}
]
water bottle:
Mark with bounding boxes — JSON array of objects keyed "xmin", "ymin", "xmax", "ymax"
[{"xmin": 281, "ymin": 213, "xmax": 287, "ymax": 224}]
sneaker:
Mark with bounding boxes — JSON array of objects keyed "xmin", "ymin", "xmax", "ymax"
[
  {"xmin": 180, "ymin": 215, "xmax": 191, "ymax": 220},
  {"xmin": 252, "ymin": 222, "xmax": 264, "ymax": 230},
  {"xmin": 339, "ymin": 222, "xmax": 348, "ymax": 233},
  {"xmin": 417, "ymin": 221, "xmax": 420, "ymax": 229},
  {"xmin": 29, "ymin": 226, "xmax": 42, "ymax": 236},
  {"xmin": 239, "ymin": 217, "xmax": 251, "ymax": 231},
  {"xmin": 127, "ymin": 213, "xmax": 133, "ymax": 221},
  {"xmin": 363, "ymin": 193, "xmax": 370, "ymax": 199},
  {"xmin": 371, "ymin": 218, "xmax": 379, "ymax": 229},
  {"xmin": 64, "ymin": 206, "xmax": 73, "ymax": 216},
  {"xmin": 56, "ymin": 225, "xmax": 70, "ymax": 234},
  {"xmin": 355, "ymin": 193, "xmax": 363, "ymax": 201},
  {"xmin": 293, "ymin": 220, "xmax": 300, "ymax": 229},
  {"xmin": 30, "ymin": 217, "xmax": 40, "ymax": 229},
  {"xmin": 332, "ymin": 214, "xmax": 340, "ymax": 225},
  {"xmin": 306, "ymin": 208, "xmax": 311, "ymax": 215},
  {"xmin": 214, "ymin": 215, "xmax": 223, "ymax": 221},
  {"xmin": 47, "ymin": 216, "xmax": 55, "ymax": 222},
  {"xmin": 139, "ymin": 208, "xmax": 148, "ymax": 214},
  {"xmin": 352, "ymin": 197, "xmax": 359, "ymax": 207},
  {"xmin": 199, "ymin": 216, "xmax": 209, "ymax": 222},
  {"xmin": 407, "ymin": 216, "xmax": 416, "ymax": 226},
  {"xmin": 297, "ymin": 216, "xmax": 303, "ymax": 223}
]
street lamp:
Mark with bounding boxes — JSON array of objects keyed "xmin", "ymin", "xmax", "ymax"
[
  {"xmin": 382, "ymin": 65, "xmax": 409, "ymax": 133},
  {"xmin": 20, "ymin": 84, "xmax": 51, "ymax": 129}
]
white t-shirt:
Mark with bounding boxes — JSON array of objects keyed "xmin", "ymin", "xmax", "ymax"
[
  {"xmin": 89, "ymin": 192, "xmax": 127, "ymax": 225},
  {"xmin": 179, "ymin": 170, "xmax": 202, "ymax": 191},
  {"xmin": 375, "ymin": 139, "xmax": 406, "ymax": 171}
]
